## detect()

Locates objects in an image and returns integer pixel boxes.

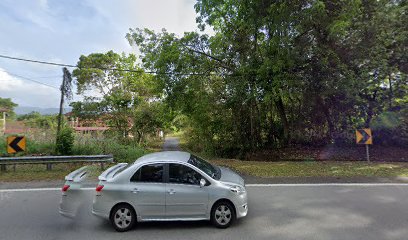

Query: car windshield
[188,154,220,180]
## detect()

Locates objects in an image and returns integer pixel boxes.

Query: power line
[0,54,171,74]
[0,69,59,89]
[34,75,63,79]
[0,53,237,76]
[0,54,76,68]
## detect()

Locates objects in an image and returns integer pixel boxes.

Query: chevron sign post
[356,129,372,145]
[7,136,26,154]
[356,129,372,162]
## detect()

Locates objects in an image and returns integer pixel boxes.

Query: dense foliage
[17,112,58,129]
[56,127,74,155]
[125,0,407,157]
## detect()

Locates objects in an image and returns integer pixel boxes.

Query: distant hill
[15,106,72,115]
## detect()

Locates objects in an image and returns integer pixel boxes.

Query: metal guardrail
[0,154,114,171]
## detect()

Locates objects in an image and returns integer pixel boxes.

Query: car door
[128,163,166,220]
[165,163,209,219]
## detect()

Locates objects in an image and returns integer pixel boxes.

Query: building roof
[74,126,109,131]
[135,151,191,164]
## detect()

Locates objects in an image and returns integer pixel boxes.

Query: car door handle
[131,188,140,193]
[168,189,176,195]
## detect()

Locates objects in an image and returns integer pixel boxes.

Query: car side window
[169,163,202,185]
[130,164,163,183]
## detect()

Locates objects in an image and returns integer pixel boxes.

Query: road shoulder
[2,176,408,190]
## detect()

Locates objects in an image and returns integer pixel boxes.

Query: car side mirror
[199,178,206,188]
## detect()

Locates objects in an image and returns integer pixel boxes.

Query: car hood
[219,166,245,186]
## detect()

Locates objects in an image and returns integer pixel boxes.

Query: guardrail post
[100,162,105,171]
[0,165,6,172]
[46,163,52,171]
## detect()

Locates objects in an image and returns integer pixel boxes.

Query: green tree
[0,97,18,119]
[72,51,165,142]
[127,0,407,156]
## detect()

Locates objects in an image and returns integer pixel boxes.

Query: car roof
[135,151,191,164]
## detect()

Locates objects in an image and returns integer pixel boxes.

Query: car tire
[110,204,136,232]
[211,201,235,228]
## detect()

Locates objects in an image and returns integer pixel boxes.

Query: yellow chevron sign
[7,136,26,154]
[356,129,372,145]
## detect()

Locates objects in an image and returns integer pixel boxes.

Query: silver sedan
[60,151,248,232]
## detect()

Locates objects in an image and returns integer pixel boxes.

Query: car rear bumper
[92,196,110,219]
[92,208,109,219]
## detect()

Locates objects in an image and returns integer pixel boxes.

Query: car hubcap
[215,205,231,225]
[114,208,131,228]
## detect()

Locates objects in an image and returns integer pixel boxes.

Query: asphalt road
[1,185,408,240]
[162,137,181,151]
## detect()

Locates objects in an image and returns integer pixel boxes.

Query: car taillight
[62,185,70,192]
[96,185,104,192]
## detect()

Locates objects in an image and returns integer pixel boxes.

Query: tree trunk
[388,73,393,108]
[316,96,334,141]
[365,90,377,128]
[365,103,374,128]
[275,97,290,145]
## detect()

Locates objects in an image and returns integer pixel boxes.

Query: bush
[72,136,148,163]
[56,127,74,155]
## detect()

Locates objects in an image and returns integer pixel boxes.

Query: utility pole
[56,68,73,138]
[57,74,66,136]
[1,111,6,135]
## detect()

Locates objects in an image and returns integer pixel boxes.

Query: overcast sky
[0,0,201,108]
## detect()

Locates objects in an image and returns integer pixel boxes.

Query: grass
[209,159,408,178]
[73,138,147,163]
[145,137,165,152]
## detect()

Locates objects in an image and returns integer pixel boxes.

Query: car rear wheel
[211,201,235,228]
[110,204,136,232]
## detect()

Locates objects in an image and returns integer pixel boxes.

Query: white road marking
[0,187,94,192]
[1,183,408,192]
[246,183,408,187]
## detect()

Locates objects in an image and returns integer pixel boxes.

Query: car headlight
[230,185,246,195]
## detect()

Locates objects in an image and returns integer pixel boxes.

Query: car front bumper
[232,191,248,218]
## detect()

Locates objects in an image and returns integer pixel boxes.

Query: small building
[65,112,110,135]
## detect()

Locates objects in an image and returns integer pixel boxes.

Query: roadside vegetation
[2,158,408,182]
[128,0,408,158]
[0,128,149,162]
[210,159,408,178]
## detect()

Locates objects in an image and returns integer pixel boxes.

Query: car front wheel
[211,201,235,228]
[110,204,136,232]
